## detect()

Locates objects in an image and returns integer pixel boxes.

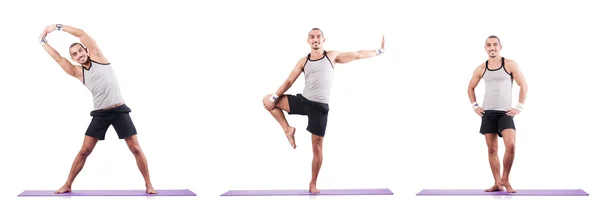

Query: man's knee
[312,144,322,155]
[485,135,498,154]
[501,129,516,152]
[78,136,99,157]
[78,147,94,157]
[125,136,143,155]
[129,145,142,155]
[274,96,291,112]
[505,140,515,152]
[487,144,498,154]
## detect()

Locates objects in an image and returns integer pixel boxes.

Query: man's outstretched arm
[39,30,80,79]
[45,24,107,62]
[332,36,385,64]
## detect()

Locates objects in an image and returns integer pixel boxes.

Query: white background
[1,0,598,207]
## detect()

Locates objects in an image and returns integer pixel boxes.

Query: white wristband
[56,24,63,31]
[516,103,524,111]
[269,94,279,102]
[472,102,480,110]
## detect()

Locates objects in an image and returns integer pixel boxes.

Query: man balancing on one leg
[262,28,385,194]
[467,35,528,193]
[39,24,157,194]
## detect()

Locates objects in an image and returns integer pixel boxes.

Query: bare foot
[309,183,320,194]
[501,181,516,193]
[484,183,504,192]
[286,126,296,149]
[146,184,157,194]
[54,185,71,194]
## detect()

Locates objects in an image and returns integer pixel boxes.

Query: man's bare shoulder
[298,55,308,62]
[479,61,487,68]
[471,62,486,78]
[504,58,518,66]
[290,55,308,71]
[297,54,310,62]
[326,50,340,57]
[476,62,486,71]
[503,58,521,73]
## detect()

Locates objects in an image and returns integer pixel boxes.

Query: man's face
[485,38,502,58]
[307,30,325,50]
[70,44,89,64]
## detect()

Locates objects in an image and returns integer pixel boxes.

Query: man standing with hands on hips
[262,28,385,194]
[467,35,528,193]
[39,24,157,194]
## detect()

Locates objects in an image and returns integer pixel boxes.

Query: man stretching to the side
[39,24,157,194]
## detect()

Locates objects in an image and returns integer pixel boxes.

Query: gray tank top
[82,60,125,110]
[482,57,513,111]
[302,51,335,104]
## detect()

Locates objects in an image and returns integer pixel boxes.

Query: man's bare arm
[506,60,528,105]
[333,50,382,64]
[41,41,81,80]
[51,24,108,63]
[332,36,385,64]
[468,64,485,105]
[274,57,307,97]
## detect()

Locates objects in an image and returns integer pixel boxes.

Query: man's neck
[486,56,503,69]
[310,49,325,58]
[488,55,503,64]
[82,59,92,68]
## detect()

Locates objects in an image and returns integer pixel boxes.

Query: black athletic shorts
[85,104,137,140]
[479,110,515,137]
[284,94,329,137]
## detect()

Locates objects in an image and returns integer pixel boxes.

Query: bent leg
[479,111,504,192]
[55,136,99,194]
[264,94,297,149]
[500,128,516,193]
[484,133,504,192]
[309,134,324,194]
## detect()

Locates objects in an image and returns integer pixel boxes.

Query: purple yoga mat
[416,189,589,196]
[18,189,196,197]
[221,188,393,196]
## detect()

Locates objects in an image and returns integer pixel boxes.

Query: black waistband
[90,104,131,116]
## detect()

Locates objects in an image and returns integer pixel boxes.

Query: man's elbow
[467,86,475,93]
[356,51,367,59]
[283,80,293,87]
[51,53,62,62]
[73,29,86,37]
[520,84,528,93]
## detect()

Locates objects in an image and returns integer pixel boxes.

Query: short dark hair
[69,43,87,53]
[487,35,501,45]
[309,28,324,37]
